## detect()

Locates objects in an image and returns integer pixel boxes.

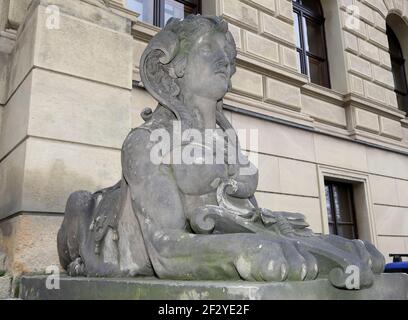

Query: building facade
[0,0,408,287]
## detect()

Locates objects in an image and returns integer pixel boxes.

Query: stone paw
[67,257,86,277]
[313,235,379,289]
[233,240,318,282]
[281,241,319,281]
[361,240,385,274]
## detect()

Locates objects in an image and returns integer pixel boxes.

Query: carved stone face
[180,30,233,101]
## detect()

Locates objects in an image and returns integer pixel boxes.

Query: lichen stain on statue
[57,15,385,289]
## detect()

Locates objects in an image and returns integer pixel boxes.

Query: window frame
[292,0,331,88]
[128,0,201,28]
[325,180,359,240]
[386,23,408,113]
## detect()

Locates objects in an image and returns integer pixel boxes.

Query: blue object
[384,261,408,273]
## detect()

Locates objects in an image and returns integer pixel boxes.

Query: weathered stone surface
[379,116,403,140]
[265,77,301,110]
[230,112,316,161]
[396,179,408,207]
[7,0,31,29]
[0,71,31,160]
[7,2,37,102]
[0,140,26,219]
[0,214,62,275]
[374,205,408,237]
[0,274,12,299]
[354,107,380,132]
[221,0,259,30]
[314,134,368,172]
[370,175,398,206]
[0,251,6,273]
[280,45,298,70]
[0,136,122,220]
[34,4,133,90]
[22,137,121,213]
[0,52,8,105]
[227,23,241,50]
[231,67,263,98]
[302,95,347,127]
[372,64,394,89]
[366,147,408,180]
[20,274,408,300]
[278,158,318,197]
[260,13,295,45]
[364,80,388,105]
[245,32,279,63]
[347,53,372,80]
[377,236,408,263]
[28,68,132,149]
[37,0,130,33]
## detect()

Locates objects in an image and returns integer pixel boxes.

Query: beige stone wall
[0,0,135,274]
[1,0,408,276]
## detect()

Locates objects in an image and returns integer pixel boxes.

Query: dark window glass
[387,24,408,113]
[127,0,200,27]
[325,181,358,240]
[293,0,331,88]
[301,0,323,15]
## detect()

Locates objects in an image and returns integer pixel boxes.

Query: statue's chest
[170,131,237,195]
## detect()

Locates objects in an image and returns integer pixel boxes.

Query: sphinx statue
[57,15,385,289]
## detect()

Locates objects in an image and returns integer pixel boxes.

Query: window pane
[303,17,325,57]
[126,0,154,24]
[387,25,404,59]
[164,0,196,25]
[337,225,355,240]
[391,60,408,94]
[325,181,358,239]
[165,0,185,25]
[333,184,354,223]
[325,185,334,223]
[397,93,408,112]
[293,12,301,48]
[329,223,336,235]
[307,56,329,87]
[301,0,323,15]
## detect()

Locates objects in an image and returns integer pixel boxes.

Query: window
[325,181,358,240]
[126,0,201,27]
[386,24,408,113]
[293,0,330,88]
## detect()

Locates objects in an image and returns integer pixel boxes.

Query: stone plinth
[20,274,408,300]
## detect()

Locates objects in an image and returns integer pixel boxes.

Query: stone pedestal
[20,273,408,300]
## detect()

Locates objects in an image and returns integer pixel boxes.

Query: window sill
[401,118,408,128]
[236,51,308,87]
[108,2,139,22]
[131,20,161,41]
[301,82,344,106]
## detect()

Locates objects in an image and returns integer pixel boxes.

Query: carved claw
[67,257,86,277]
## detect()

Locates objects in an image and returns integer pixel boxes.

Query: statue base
[20,274,408,300]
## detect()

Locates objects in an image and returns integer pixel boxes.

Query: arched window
[386,24,408,113]
[293,0,330,88]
